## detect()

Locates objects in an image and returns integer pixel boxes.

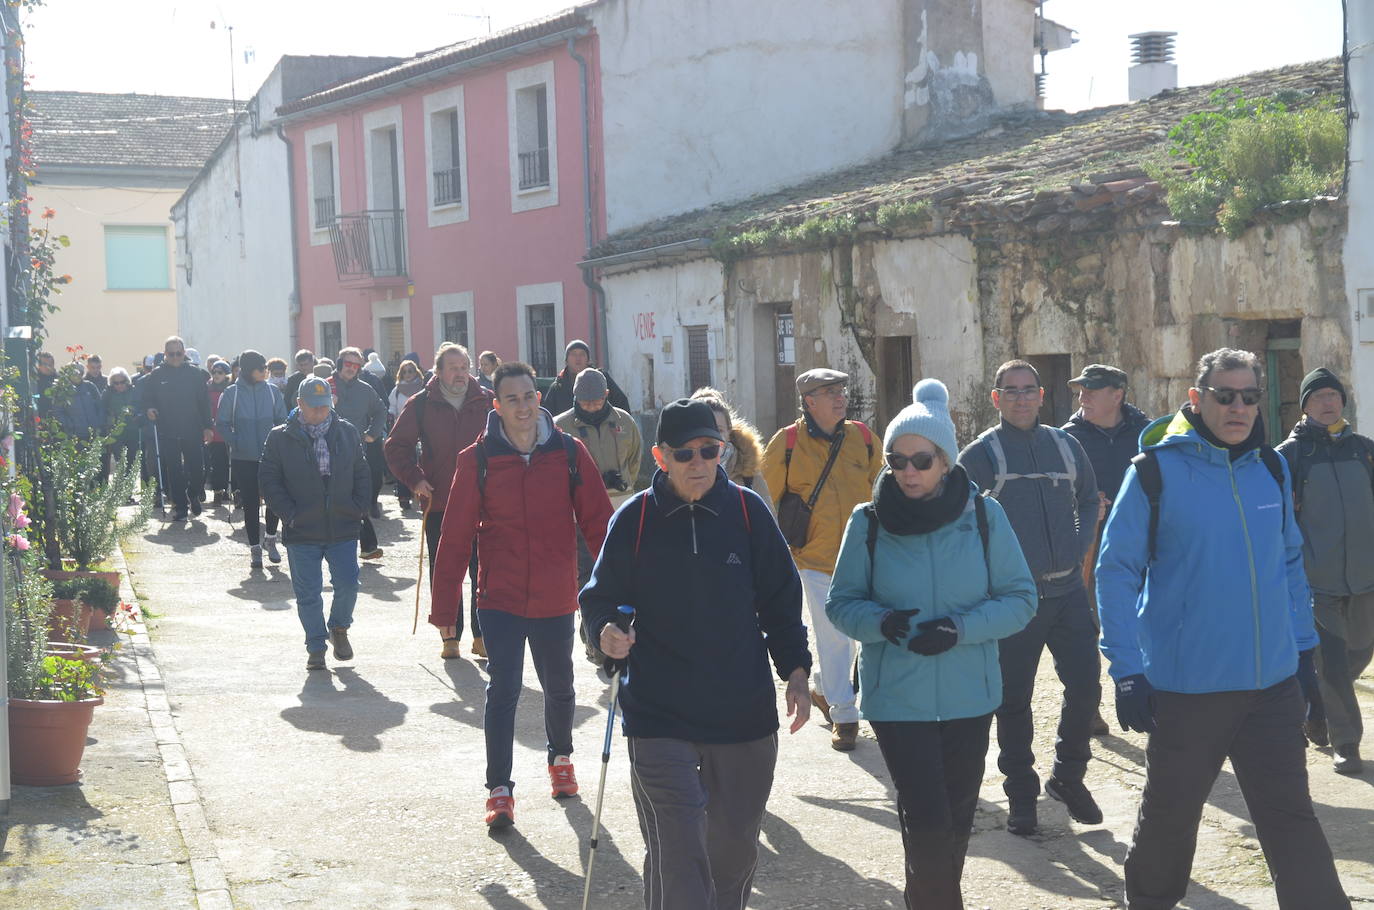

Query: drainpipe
[275,123,303,354]
[567,37,610,370]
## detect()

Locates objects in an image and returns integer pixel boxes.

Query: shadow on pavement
[0,786,139,888]
[754,810,904,907]
[561,797,641,893]
[481,827,587,909]
[225,568,293,609]
[278,667,408,752]
[796,793,898,831]
[146,521,221,554]
[426,659,600,754]
[357,565,415,603]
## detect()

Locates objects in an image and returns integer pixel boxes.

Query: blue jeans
[479,608,575,792]
[286,540,360,653]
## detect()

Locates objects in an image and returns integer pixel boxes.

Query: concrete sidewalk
[3,500,1373,909]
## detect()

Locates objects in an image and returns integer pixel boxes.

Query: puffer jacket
[543,365,630,416]
[958,421,1098,596]
[1062,403,1152,504]
[258,411,371,545]
[761,417,884,573]
[383,375,493,512]
[216,378,287,462]
[1276,418,1374,597]
[827,480,1036,721]
[554,403,642,501]
[725,420,774,508]
[429,409,613,626]
[55,380,105,438]
[1096,411,1317,693]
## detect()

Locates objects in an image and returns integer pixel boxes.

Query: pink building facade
[278,13,604,379]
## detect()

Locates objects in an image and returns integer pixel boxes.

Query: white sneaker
[263,534,282,564]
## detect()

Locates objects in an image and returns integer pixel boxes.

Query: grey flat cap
[797,368,849,396]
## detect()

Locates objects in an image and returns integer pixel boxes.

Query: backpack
[783,420,873,471]
[1279,433,1374,514]
[861,495,991,596]
[977,425,1078,500]
[473,431,582,499]
[1131,445,1286,563]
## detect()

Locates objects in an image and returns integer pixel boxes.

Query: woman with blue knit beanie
[826,379,1036,909]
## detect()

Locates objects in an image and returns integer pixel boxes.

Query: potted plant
[8,654,104,785]
[47,576,117,636]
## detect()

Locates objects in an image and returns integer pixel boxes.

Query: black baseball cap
[1068,364,1127,390]
[657,399,725,448]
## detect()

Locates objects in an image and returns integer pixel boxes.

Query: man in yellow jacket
[763,368,884,750]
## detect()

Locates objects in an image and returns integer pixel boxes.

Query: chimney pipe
[1128,31,1178,101]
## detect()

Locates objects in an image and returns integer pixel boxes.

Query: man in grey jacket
[1277,367,1373,775]
[331,347,387,558]
[958,359,1102,836]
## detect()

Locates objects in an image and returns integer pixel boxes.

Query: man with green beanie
[1277,366,1373,774]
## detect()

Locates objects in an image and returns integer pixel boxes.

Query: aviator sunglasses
[886,451,938,472]
[668,443,722,463]
[1203,386,1263,406]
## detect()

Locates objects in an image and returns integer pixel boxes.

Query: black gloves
[601,469,627,492]
[907,618,958,656]
[1297,648,1326,741]
[880,608,920,646]
[1114,674,1157,734]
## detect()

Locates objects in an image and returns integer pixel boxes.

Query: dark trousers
[627,734,778,910]
[206,441,229,491]
[478,609,574,791]
[996,584,1100,802]
[1313,592,1374,750]
[364,439,384,504]
[158,430,205,510]
[232,460,279,547]
[140,429,160,500]
[1125,678,1349,910]
[425,510,481,640]
[872,715,992,910]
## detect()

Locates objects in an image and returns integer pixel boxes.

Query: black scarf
[873,463,971,536]
[1181,405,1265,461]
[577,401,613,427]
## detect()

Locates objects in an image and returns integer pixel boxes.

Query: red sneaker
[549,756,579,799]
[485,787,514,828]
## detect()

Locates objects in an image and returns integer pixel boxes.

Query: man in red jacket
[384,343,493,658]
[430,361,613,828]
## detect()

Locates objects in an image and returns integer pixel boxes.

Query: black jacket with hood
[259,411,372,545]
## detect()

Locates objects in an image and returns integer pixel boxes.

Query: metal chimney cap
[1130,31,1177,65]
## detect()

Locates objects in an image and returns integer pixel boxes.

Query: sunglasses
[166,350,186,358]
[111,379,129,387]
[886,451,939,472]
[668,443,722,463]
[1203,386,1263,406]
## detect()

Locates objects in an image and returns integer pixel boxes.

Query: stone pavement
[3,498,1372,909]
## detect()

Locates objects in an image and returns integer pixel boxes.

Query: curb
[111,544,233,910]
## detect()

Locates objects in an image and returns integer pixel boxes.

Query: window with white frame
[507,62,557,212]
[441,310,469,348]
[310,142,336,227]
[319,321,342,362]
[430,108,462,206]
[370,126,401,211]
[515,85,550,190]
[527,303,557,379]
[686,325,712,394]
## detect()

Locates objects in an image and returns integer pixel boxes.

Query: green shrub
[41,419,150,571]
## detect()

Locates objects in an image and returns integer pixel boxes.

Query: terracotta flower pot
[45,641,103,663]
[47,598,94,639]
[8,696,104,786]
[41,568,121,590]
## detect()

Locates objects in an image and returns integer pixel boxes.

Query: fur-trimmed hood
[728,421,766,482]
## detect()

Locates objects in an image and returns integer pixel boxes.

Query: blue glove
[1297,648,1324,724]
[1114,674,1157,734]
[907,617,958,656]
[880,608,920,646]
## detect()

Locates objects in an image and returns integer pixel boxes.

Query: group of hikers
[35,334,1367,909]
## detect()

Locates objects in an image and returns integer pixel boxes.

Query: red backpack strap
[851,420,874,457]
[634,494,649,558]
[784,424,798,460]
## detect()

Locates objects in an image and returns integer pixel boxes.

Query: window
[441,310,469,348]
[105,226,169,290]
[515,84,550,190]
[320,321,342,362]
[686,325,712,394]
[776,312,795,365]
[310,142,336,227]
[527,303,557,378]
[370,126,401,211]
[430,108,462,206]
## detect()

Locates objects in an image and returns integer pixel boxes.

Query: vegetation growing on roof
[710,213,857,262]
[1148,88,1345,236]
[875,200,933,232]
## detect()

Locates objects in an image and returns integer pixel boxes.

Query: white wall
[591,0,905,234]
[1349,5,1374,429]
[174,65,295,361]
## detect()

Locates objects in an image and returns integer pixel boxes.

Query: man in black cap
[1063,363,1152,736]
[1277,367,1373,775]
[584,397,811,910]
[542,340,630,416]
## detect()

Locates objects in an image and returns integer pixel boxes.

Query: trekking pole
[582,605,635,910]
[412,496,434,634]
[151,422,167,517]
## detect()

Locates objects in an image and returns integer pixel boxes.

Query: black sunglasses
[886,451,939,472]
[668,443,722,463]
[1203,386,1263,406]
[111,379,129,386]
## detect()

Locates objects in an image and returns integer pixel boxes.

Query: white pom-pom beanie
[882,378,959,464]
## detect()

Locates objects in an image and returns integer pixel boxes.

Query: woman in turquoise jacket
[827,379,1035,910]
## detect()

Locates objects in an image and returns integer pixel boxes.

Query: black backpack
[473,431,582,499]
[861,494,991,594]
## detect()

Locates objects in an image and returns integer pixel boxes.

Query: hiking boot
[189,497,203,516]
[440,638,461,660]
[330,628,353,661]
[263,534,282,565]
[1007,799,1038,836]
[1091,710,1110,737]
[1334,744,1363,776]
[360,548,384,560]
[250,545,263,569]
[1046,777,1103,825]
[173,507,189,521]
[1305,716,1330,748]
[485,786,515,828]
[549,756,579,798]
[811,688,832,725]
[831,722,859,752]
[472,637,486,659]
[306,650,326,671]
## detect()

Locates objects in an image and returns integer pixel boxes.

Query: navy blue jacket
[580,468,811,743]
[1062,403,1152,504]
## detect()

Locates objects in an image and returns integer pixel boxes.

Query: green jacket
[1277,418,1374,597]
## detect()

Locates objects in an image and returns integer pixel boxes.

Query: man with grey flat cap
[763,367,883,751]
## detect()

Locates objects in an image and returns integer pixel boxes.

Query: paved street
[5,498,1373,909]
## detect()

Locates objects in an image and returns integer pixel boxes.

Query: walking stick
[151,422,167,517]
[583,605,635,910]
[412,496,434,635]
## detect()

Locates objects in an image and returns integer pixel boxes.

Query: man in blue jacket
[1097,348,1347,910]
[583,398,812,910]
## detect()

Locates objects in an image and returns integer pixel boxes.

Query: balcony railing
[518,147,550,190]
[434,167,461,206]
[313,195,336,228]
[326,209,407,281]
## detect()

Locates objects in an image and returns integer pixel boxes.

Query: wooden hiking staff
[412,496,434,634]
